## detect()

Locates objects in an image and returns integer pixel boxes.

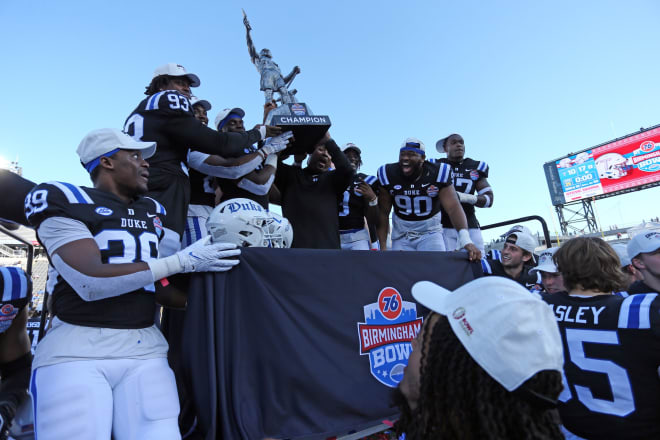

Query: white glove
[457,192,478,205]
[148,236,240,280]
[264,153,278,168]
[177,236,240,273]
[261,131,294,155]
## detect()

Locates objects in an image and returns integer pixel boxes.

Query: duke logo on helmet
[357,287,423,387]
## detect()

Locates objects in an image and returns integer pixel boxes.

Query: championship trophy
[243,10,331,155]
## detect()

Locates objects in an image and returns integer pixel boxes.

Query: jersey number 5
[560,328,635,417]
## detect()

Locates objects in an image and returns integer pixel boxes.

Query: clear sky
[1,0,658,244]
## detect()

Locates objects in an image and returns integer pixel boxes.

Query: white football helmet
[206,198,293,248]
[596,153,632,179]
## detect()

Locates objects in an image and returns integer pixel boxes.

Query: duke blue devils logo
[357,288,423,387]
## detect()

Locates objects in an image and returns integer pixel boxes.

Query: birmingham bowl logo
[357,287,423,388]
[469,170,480,180]
[152,216,163,238]
[0,304,14,316]
[291,103,306,116]
[640,141,655,152]
[426,185,439,197]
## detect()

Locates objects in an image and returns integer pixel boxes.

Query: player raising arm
[25,129,239,440]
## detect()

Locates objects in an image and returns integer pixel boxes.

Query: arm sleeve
[187,150,263,179]
[326,140,353,193]
[237,174,275,195]
[165,115,263,157]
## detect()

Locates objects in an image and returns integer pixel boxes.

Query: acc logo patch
[426,185,439,197]
[470,170,480,180]
[152,216,164,238]
[357,287,423,388]
[95,207,113,216]
[0,304,17,333]
[291,103,306,116]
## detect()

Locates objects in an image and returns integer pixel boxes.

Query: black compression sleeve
[0,352,32,429]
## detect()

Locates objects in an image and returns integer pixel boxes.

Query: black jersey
[430,157,488,229]
[376,161,451,222]
[188,169,215,207]
[541,292,660,439]
[0,266,31,334]
[338,173,378,231]
[25,182,167,329]
[216,142,269,209]
[627,280,658,295]
[124,90,261,176]
[480,258,542,290]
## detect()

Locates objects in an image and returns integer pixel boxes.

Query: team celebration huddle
[0,10,659,440]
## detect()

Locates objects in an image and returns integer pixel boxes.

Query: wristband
[368,198,378,207]
[457,192,478,205]
[258,125,267,140]
[148,254,183,282]
[264,153,278,168]
[256,149,266,161]
[457,229,473,249]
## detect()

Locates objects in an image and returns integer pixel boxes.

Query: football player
[0,267,32,440]
[395,278,564,439]
[481,229,542,289]
[542,237,660,439]
[25,128,240,439]
[432,134,493,253]
[627,230,660,294]
[338,143,379,250]
[213,107,282,209]
[124,63,284,257]
[529,247,565,293]
[376,138,480,259]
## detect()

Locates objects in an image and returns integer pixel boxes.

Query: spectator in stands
[530,247,565,293]
[0,266,32,439]
[395,277,564,439]
[481,230,542,290]
[611,243,644,290]
[338,144,379,250]
[275,133,352,249]
[627,230,660,294]
[544,236,660,439]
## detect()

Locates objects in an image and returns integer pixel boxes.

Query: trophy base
[266,103,331,155]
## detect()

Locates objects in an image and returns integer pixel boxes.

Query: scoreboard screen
[545,125,660,205]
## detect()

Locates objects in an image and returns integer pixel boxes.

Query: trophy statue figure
[243,10,300,105]
[242,10,331,154]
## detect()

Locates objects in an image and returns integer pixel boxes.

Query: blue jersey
[541,292,660,439]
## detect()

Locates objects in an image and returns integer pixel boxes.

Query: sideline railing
[481,215,552,249]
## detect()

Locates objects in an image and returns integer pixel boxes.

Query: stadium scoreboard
[544,124,660,206]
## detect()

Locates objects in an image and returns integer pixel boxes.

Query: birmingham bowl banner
[182,248,480,440]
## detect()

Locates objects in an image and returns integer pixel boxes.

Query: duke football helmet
[206,198,292,248]
[596,153,632,179]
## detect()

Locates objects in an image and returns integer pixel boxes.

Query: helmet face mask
[206,199,292,248]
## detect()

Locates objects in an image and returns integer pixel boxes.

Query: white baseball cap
[627,229,660,260]
[611,243,632,267]
[435,133,459,153]
[505,230,539,255]
[190,97,211,111]
[77,128,156,173]
[506,224,533,237]
[529,247,559,275]
[400,137,425,153]
[152,63,200,87]
[343,143,361,155]
[214,108,246,130]
[412,277,563,391]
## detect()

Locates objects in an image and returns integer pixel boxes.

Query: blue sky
[1,0,658,243]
